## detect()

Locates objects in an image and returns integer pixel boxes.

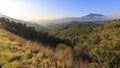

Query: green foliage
[0,17,120,67]
[49,22,95,45]
[0,17,72,48]
[57,43,71,50]
[50,20,120,67]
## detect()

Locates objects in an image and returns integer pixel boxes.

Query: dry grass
[0,29,75,68]
[0,29,92,68]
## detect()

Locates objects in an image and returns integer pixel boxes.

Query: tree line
[0,17,72,48]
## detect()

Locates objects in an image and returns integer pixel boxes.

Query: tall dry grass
[0,29,89,68]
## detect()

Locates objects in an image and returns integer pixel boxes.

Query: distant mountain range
[0,13,120,31]
[0,14,49,32]
[34,13,120,26]
[79,13,107,22]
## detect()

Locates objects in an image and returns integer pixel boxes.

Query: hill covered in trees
[49,20,120,68]
[0,17,72,48]
[0,17,120,68]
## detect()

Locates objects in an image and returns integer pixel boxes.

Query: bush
[22,50,33,59]
[2,61,25,68]
[8,56,21,62]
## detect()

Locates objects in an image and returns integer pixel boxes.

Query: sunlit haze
[0,0,120,21]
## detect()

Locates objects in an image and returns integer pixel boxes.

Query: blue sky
[35,0,120,15]
[0,0,120,20]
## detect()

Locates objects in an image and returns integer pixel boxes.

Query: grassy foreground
[0,29,73,68]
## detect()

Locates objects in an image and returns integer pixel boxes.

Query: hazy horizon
[0,0,120,21]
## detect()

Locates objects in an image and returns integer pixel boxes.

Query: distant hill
[0,14,49,32]
[35,13,109,26]
[49,21,98,42]
[49,20,120,68]
[46,21,95,31]
[0,17,72,47]
[79,13,107,22]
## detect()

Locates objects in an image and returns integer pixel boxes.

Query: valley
[0,16,120,68]
[0,0,120,68]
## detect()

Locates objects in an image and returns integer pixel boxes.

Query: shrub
[8,56,21,62]
[2,61,25,68]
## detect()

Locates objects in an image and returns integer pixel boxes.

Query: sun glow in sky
[0,0,61,21]
[0,0,38,20]
[0,0,120,21]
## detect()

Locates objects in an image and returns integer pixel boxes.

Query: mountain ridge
[0,14,49,32]
[34,13,109,26]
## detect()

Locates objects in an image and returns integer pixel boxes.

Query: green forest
[49,20,120,68]
[0,17,120,68]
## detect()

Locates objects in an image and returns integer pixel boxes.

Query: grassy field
[0,29,73,68]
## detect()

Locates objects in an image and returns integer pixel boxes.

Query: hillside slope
[49,20,120,68]
[0,29,72,68]
[0,17,120,68]
[0,14,49,32]
[0,17,72,48]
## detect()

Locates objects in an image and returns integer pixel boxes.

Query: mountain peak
[79,13,106,22]
[87,13,105,17]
